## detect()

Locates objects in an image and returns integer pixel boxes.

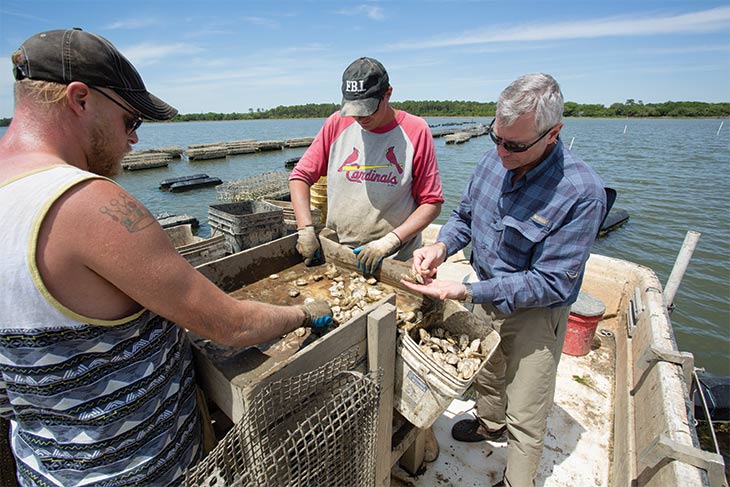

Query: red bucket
[562,291,605,357]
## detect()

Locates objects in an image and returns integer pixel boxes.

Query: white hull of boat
[399,252,708,486]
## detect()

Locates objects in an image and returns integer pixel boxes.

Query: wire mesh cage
[184,349,382,487]
[216,170,292,202]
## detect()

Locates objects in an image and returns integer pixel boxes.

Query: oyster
[400,269,425,285]
[402,321,417,332]
[457,358,482,380]
[400,311,416,323]
[324,264,340,279]
[365,285,383,300]
[329,281,345,298]
[445,353,460,365]
[419,328,431,343]
[414,327,486,381]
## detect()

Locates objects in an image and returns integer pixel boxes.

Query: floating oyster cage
[216,170,291,202]
[394,299,500,429]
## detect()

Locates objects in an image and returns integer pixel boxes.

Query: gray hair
[496,73,564,133]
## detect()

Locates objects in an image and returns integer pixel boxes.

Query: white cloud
[336,4,385,21]
[635,45,730,55]
[604,62,729,76]
[121,42,205,67]
[0,8,51,24]
[387,6,730,50]
[174,66,284,85]
[243,16,279,29]
[104,18,160,30]
[157,44,337,89]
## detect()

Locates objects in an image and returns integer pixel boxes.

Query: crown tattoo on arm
[99,193,156,233]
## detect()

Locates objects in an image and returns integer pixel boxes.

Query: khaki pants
[473,304,570,487]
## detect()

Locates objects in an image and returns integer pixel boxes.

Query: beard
[87,121,127,178]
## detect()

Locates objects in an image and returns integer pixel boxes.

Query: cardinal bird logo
[337,147,360,172]
[338,147,391,171]
[385,146,403,174]
[337,146,403,182]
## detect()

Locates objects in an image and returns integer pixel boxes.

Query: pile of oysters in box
[281,263,488,381]
[414,326,487,381]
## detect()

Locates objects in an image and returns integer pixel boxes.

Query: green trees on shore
[1,100,728,126]
[170,99,729,122]
[564,100,730,117]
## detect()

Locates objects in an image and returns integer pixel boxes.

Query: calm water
[2,118,729,374]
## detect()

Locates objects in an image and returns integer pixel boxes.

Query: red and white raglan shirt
[290,110,444,260]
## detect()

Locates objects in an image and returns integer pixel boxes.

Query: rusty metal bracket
[639,434,727,487]
[634,347,694,394]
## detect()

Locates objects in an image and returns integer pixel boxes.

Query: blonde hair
[12,50,68,107]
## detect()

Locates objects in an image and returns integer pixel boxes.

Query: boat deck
[392,322,617,486]
[392,262,619,486]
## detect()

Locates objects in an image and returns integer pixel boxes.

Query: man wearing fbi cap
[290,57,444,274]
[0,28,333,485]
[289,56,443,462]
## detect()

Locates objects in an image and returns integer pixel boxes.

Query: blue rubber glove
[300,300,334,335]
[311,315,333,335]
[353,232,401,274]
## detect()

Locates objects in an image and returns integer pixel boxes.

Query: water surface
[2,117,728,374]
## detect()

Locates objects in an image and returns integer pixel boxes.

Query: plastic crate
[208,201,284,253]
[263,200,322,235]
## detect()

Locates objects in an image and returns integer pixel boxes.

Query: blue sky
[1,0,728,117]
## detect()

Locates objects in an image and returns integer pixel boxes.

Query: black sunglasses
[487,118,554,153]
[90,86,143,135]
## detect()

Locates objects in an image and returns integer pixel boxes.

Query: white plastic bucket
[394,300,500,429]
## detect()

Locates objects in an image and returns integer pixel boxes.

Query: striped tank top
[0,165,201,486]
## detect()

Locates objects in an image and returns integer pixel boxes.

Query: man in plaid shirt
[401,73,607,487]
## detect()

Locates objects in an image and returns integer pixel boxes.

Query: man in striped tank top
[0,28,332,487]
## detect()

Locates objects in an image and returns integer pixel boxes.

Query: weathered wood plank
[399,428,426,475]
[368,302,397,487]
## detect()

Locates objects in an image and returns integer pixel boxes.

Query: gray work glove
[299,299,334,335]
[296,225,321,266]
[353,232,401,275]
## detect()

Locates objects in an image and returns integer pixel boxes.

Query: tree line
[169,99,730,121]
[1,99,728,126]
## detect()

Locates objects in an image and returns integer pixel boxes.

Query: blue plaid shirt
[438,140,606,314]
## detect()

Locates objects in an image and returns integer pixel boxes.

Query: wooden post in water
[664,230,701,313]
